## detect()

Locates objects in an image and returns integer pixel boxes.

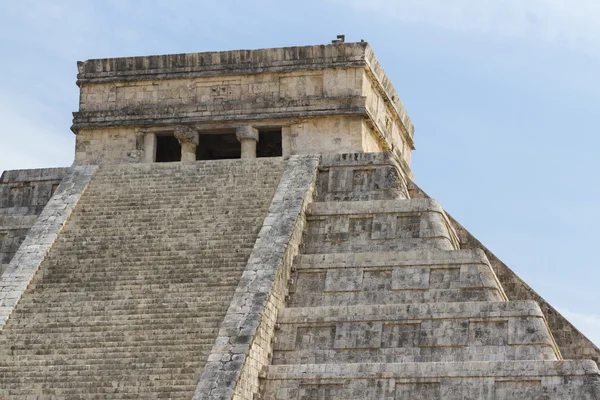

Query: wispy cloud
[558,308,600,347]
[333,0,600,57]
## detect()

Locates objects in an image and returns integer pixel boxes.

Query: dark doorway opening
[155,135,181,162]
[257,129,282,158]
[196,133,241,160]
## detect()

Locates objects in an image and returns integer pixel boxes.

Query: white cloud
[559,308,600,348]
[334,0,600,57]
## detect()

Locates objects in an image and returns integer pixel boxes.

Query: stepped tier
[262,361,600,399]
[289,249,506,307]
[272,301,559,364]
[256,153,600,400]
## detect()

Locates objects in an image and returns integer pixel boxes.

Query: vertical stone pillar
[174,125,199,163]
[236,126,259,159]
[143,132,156,163]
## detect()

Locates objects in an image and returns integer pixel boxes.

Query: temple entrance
[196,133,241,160]
[257,129,282,157]
[155,135,181,162]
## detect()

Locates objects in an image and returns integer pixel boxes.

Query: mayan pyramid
[0,41,599,399]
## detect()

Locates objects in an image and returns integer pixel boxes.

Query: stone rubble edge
[193,154,320,400]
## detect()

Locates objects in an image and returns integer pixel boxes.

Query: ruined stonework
[257,154,600,400]
[0,42,598,399]
[0,168,69,274]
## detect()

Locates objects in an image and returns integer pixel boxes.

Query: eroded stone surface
[0,159,286,398]
[257,152,600,400]
[194,155,319,400]
[0,168,69,273]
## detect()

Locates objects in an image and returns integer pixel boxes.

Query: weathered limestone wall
[0,168,69,274]
[0,165,96,327]
[283,116,366,157]
[78,69,363,113]
[262,361,600,399]
[75,127,142,164]
[73,43,414,174]
[407,180,600,367]
[257,152,600,399]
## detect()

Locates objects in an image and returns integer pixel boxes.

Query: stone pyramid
[0,42,598,399]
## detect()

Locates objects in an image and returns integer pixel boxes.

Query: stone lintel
[71,98,367,132]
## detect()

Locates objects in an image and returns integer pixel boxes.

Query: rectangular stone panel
[328,168,354,193]
[429,268,460,289]
[196,79,241,102]
[508,317,554,346]
[392,267,430,290]
[371,214,397,240]
[419,319,469,347]
[325,269,363,292]
[298,384,343,400]
[352,168,375,192]
[469,321,509,346]
[396,216,421,238]
[294,271,326,295]
[362,269,392,291]
[334,322,382,349]
[295,326,336,350]
[325,216,350,242]
[279,74,323,98]
[348,217,372,237]
[382,324,420,348]
[395,383,440,400]
[494,380,542,399]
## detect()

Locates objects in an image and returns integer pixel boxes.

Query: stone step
[5,314,223,328]
[29,280,241,291]
[303,199,460,254]
[261,360,600,399]
[4,315,222,336]
[38,271,242,281]
[13,300,228,312]
[0,349,211,364]
[17,290,235,300]
[0,353,209,366]
[289,249,506,307]
[0,338,215,352]
[0,388,193,400]
[14,299,232,311]
[273,301,559,364]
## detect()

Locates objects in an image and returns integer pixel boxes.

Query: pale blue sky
[0,0,598,345]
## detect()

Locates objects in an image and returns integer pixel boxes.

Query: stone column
[174,125,199,162]
[236,126,259,159]
[143,132,156,163]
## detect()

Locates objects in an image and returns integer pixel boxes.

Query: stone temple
[0,41,599,399]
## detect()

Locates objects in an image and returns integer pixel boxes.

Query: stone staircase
[259,153,600,399]
[0,159,286,399]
